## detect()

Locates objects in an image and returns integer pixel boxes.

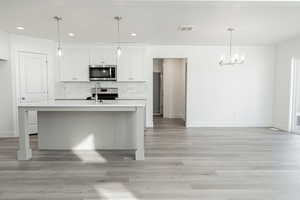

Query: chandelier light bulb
[231,57,235,63]
[240,55,245,61]
[219,55,225,62]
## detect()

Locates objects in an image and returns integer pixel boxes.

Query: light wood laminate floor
[1,118,300,200]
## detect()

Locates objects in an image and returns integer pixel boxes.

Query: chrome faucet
[95,82,98,102]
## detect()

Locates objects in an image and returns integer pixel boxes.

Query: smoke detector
[178,25,195,32]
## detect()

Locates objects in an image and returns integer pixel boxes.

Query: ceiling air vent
[178,25,195,32]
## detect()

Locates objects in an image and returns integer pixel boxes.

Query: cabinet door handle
[129,77,134,80]
[72,77,78,80]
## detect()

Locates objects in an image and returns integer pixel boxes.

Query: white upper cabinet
[59,47,90,82]
[90,47,117,65]
[58,45,146,82]
[117,47,146,82]
[0,31,9,60]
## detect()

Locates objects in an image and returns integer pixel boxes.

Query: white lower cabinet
[59,47,90,82]
[117,47,146,82]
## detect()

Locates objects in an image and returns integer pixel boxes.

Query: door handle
[21,97,26,100]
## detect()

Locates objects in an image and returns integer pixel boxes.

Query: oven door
[89,67,114,81]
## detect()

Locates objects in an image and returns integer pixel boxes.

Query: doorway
[153,58,187,127]
[153,59,163,116]
[18,51,48,134]
[290,59,300,133]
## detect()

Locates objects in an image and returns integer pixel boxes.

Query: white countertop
[18,100,145,108]
[55,97,147,101]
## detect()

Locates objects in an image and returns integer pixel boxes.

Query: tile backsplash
[55,82,147,99]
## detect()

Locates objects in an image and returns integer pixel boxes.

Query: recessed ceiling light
[130,33,137,37]
[68,33,75,37]
[16,26,24,30]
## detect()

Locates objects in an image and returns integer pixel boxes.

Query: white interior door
[295,60,300,132]
[291,59,300,133]
[19,52,48,134]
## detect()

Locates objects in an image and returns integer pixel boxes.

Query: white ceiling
[1,0,300,45]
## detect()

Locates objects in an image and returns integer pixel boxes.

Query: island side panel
[134,106,145,160]
[38,111,136,150]
[17,108,32,160]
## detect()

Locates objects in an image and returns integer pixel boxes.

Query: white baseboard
[146,120,153,128]
[186,122,272,128]
[294,130,300,134]
[0,131,17,137]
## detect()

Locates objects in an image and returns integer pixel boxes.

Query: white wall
[273,37,300,131]
[146,45,275,127]
[0,30,9,60]
[1,33,278,133]
[297,63,300,113]
[0,60,14,137]
[14,42,273,128]
[163,58,186,119]
[0,31,14,137]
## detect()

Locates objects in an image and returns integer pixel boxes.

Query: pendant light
[114,16,122,58]
[219,28,245,66]
[54,16,63,57]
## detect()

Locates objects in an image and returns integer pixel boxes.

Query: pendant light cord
[57,19,61,49]
[117,18,120,48]
[229,29,232,58]
[57,18,61,49]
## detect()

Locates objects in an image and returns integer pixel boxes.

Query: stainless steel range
[87,87,119,101]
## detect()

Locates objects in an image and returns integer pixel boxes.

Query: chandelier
[219,28,245,66]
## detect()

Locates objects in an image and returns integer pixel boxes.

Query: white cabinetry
[117,47,145,82]
[59,47,90,82]
[0,31,9,60]
[90,47,117,65]
[58,46,146,82]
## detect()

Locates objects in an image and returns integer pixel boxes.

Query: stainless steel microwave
[89,65,117,81]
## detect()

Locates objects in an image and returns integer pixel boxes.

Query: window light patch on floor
[94,183,139,200]
[72,133,96,150]
[72,134,107,163]
[72,150,107,163]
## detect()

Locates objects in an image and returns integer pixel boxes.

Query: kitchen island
[17,100,145,160]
